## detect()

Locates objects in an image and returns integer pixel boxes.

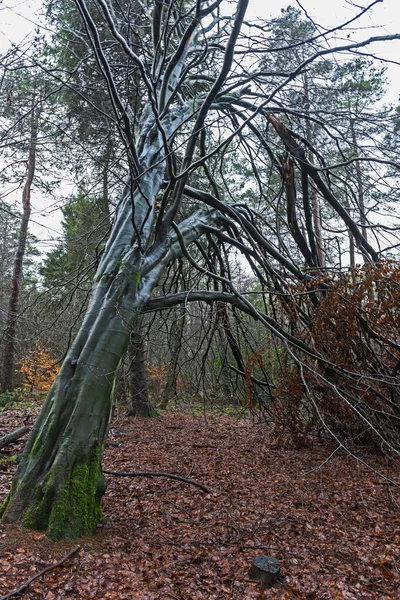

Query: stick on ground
[103,470,211,493]
[0,546,80,600]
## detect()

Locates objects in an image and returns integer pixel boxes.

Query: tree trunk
[159,308,185,410]
[0,0,247,538]
[349,119,374,297]
[349,229,355,272]
[1,109,38,393]
[101,132,113,222]
[127,318,152,417]
[0,157,217,540]
[303,73,325,268]
[0,191,216,538]
[0,253,144,537]
[350,118,368,243]
[0,103,170,536]
[310,179,325,268]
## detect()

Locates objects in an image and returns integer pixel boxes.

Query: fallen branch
[104,469,211,493]
[0,426,30,451]
[0,546,80,600]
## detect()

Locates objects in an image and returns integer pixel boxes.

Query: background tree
[1,103,39,392]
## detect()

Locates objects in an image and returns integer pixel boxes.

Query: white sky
[247,0,400,104]
[1,0,399,61]
[249,0,398,25]
[0,0,399,253]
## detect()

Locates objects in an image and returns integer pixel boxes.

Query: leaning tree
[1,0,400,538]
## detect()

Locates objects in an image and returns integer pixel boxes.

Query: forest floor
[0,400,400,600]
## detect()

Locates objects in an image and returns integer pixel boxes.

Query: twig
[0,546,80,600]
[185,463,195,479]
[103,469,211,493]
[165,462,197,491]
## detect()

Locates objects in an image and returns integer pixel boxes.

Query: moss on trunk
[0,494,10,519]
[21,444,105,540]
[1,359,115,539]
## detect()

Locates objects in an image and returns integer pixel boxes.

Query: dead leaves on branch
[17,344,59,392]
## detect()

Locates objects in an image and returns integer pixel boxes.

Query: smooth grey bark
[0,0,250,538]
[0,93,221,536]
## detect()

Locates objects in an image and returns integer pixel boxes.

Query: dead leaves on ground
[0,408,399,599]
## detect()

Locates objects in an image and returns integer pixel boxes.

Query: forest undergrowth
[0,399,399,599]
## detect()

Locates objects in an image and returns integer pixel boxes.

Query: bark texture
[0,264,143,537]
[160,308,185,410]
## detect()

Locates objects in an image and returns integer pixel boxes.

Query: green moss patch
[21,445,105,540]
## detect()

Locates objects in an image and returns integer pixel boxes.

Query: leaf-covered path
[1,409,399,599]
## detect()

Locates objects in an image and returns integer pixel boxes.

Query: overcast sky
[1,0,399,48]
[249,0,397,26]
[0,0,399,251]
[1,0,398,94]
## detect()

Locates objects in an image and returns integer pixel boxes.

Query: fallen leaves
[0,408,399,598]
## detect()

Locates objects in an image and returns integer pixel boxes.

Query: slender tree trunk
[310,179,325,267]
[160,308,184,409]
[218,342,233,402]
[217,302,244,401]
[349,229,356,272]
[303,73,325,268]
[349,119,374,297]
[101,132,113,222]
[127,317,152,417]
[1,110,38,393]
[350,118,368,243]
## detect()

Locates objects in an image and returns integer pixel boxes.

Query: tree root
[103,470,211,493]
[0,546,80,600]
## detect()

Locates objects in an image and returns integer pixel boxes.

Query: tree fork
[0,203,220,538]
